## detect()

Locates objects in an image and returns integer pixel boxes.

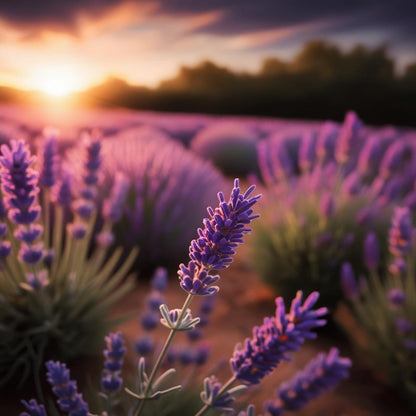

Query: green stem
[194,376,237,416]
[133,293,194,416]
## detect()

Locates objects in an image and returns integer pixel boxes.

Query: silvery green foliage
[100,126,225,271]
[342,209,416,410]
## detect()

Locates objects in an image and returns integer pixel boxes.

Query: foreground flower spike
[45,361,89,416]
[388,206,413,257]
[178,179,261,295]
[264,348,351,415]
[102,332,126,392]
[0,140,40,225]
[20,398,47,416]
[230,291,327,385]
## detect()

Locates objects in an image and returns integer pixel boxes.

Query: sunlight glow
[30,65,84,97]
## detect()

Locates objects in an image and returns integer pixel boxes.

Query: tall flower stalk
[128,179,261,416]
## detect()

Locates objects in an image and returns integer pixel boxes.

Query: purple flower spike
[389,257,407,277]
[178,179,260,296]
[0,140,41,225]
[319,193,335,218]
[20,398,47,416]
[82,138,101,189]
[151,267,168,292]
[388,207,413,257]
[388,289,405,307]
[364,231,379,271]
[340,262,359,300]
[101,331,126,392]
[357,136,381,177]
[298,133,316,172]
[0,241,11,258]
[45,360,89,416]
[102,173,130,223]
[335,111,363,164]
[230,291,327,385]
[264,348,351,415]
[54,173,73,207]
[379,141,406,178]
[39,135,58,188]
[19,243,44,265]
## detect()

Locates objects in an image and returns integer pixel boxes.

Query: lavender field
[0,102,416,416]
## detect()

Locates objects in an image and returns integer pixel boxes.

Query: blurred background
[0,0,415,125]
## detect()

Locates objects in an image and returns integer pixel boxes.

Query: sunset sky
[0,0,415,96]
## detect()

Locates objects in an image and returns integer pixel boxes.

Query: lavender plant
[340,206,416,409]
[20,179,351,416]
[250,111,415,307]
[190,122,260,176]
[100,126,225,271]
[0,135,137,392]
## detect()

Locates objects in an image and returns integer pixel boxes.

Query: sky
[0,0,415,96]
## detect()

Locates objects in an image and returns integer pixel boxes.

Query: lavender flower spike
[388,206,413,257]
[230,291,327,385]
[39,134,58,188]
[102,331,126,393]
[45,361,89,416]
[102,173,130,223]
[20,399,47,416]
[0,140,41,225]
[178,179,260,296]
[264,348,351,415]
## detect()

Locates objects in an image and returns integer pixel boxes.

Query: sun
[30,65,84,97]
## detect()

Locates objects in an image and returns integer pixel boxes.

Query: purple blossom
[45,361,89,416]
[67,222,87,240]
[388,289,406,307]
[72,199,95,219]
[151,267,168,292]
[38,135,58,188]
[379,141,406,178]
[396,318,413,335]
[264,348,351,415]
[96,231,115,246]
[194,343,210,365]
[298,133,316,172]
[146,291,165,311]
[102,173,130,223]
[201,375,236,412]
[0,240,11,258]
[319,192,335,218]
[335,111,363,164]
[20,399,47,416]
[315,121,338,164]
[140,310,160,331]
[135,334,154,356]
[101,332,126,392]
[389,257,407,277]
[340,262,359,300]
[14,224,42,244]
[0,140,41,225]
[19,243,43,265]
[230,291,327,385]
[178,179,260,296]
[357,136,381,177]
[364,231,379,271]
[388,207,413,257]
[54,173,73,207]
[82,137,101,188]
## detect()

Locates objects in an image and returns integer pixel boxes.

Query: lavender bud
[388,289,405,307]
[151,267,168,292]
[26,270,49,290]
[20,398,47,416]
[364,231,379,271]
[14,224,42,244]
[340,262,359,300]
[388,207,413,257]
[379,141,406,178]
[135,334,154,356]
[140,311,159,331]
[67,222,87,240]
[72,199,95,219]
[19,243,44,265]
[38,135,58,188]
[0,241,11,258]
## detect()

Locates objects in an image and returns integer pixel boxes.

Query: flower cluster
[264,348,351,415]
[230,291,327,385]
[45,361,89,416]
[178,178,260,296]
[101,332,126,393]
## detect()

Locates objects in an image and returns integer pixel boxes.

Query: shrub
[0,135,136,392]
[100,126,225,271]
[190,122,260,176]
